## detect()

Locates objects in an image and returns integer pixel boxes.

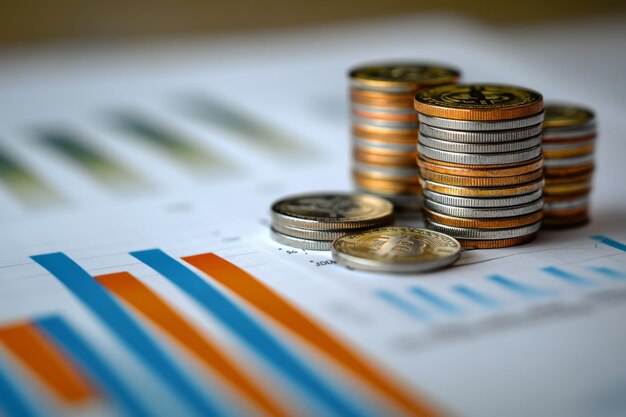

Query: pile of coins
[270,193,394,250]
[414,84,545,248]
[349,63,460,215]
[542,104,596,227]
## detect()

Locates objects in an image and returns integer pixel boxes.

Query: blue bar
[376,290,429,321]
[591,235,626,252]
[131,249,373,417]
[409,287,462,315]
[35,315,151,417]
[542,267,594,287]
[0,364,41,417]
[590,267,626,280]
[452,285,500,309]
[488,275,553,298]
[30,253,229,417]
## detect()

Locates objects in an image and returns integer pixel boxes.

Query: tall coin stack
[270,193,394,250]
[349,63,460,215]
[414,84,545,248]
[542,104,596,227]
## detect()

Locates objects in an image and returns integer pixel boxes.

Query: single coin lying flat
[332,226,461,273]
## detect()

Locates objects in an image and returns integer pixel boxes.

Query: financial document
[1,14,625,417]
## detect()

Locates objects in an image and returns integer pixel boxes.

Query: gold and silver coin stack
[414,84,545,248]
[270,193,394,250]
[348,63,460,215]
[542,104,596,228]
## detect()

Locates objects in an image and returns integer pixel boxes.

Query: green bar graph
[109,112,232,172]
[182,96,314,156]
[37,129,145,191]
[0,148,63,207]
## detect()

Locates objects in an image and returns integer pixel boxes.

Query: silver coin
[424,198,543,219]
[418,144,542,165]
[419,123,542,143]
[418,112,544,131]
[270,228,332,251]
[332,226,461,273]
[542,139,595,152]
[544,196,589,211]
[353,137,416,153]
[272,222,355,241]
[425,219,542,239]
[271,192,394,231]
[352,116,418,130]
[354,162,418,178]
[352,103,417,115]
[422,188,543,208]
[542,122,596,140]
[544,153,594,168]
[419,133,541,154]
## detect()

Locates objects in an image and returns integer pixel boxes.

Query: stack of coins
[270,193,394,250]
[348,63,460,215]
[414,84,545,248]
[542,104,596,227]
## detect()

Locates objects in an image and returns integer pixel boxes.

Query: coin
[414,84,543,121]
[420,178,544,197]
[354,174,422,194]
[349,63,460,92]
[418,112,544,131]
[419,123,542,143]
[332,226,461,273]
[354,149,417,167]
[543,104,595,129]
[457,234,537,249]
[270,228,333,251]
[425,219,542,240]
[542,146,594,159]
[418,156,543,177]
[424,198,543,219]
[353,136,416,152]
[419,134,541,154]
[422,188,543,208]
[423,208,542,229]
[542,127,596,141]
[272,222,363,241]
[271,193,394,230]
[418,143,542,165]
[419,167,543,187]
[419,154,544,170]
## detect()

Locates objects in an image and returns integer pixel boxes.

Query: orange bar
[0,322,96,404]
[183,253,441,417]
[95,272,293,417]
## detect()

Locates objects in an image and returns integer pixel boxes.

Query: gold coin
[352,123,417,137]
[543,206,588,216]
[354,174,422,194]
[423,208,543,229]
[350,88,415,101]
[542,133,596,144]
[352,109,418,122]
[458,234,537,249]
[353,126,417,144]
[543,192,588,203]
[542,212,589,228]
[354,149,417,167]
[271,193,394,230]
[420,178,544,197]
[418,157,543,177]
[414,84,543,121]
[543,104,595,128]
[544,173,592,185]
[543,146,594,158]
[332,226,461,273]
[419,167,543,187]
[349,64,460,91]
[544,164,594,177]
[544,181,591,195]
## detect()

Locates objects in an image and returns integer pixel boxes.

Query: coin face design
[332,227,461,273]
[414,84,543,120]
[270,193,394,231]
[543,104,595,128]
[350,64,460,84]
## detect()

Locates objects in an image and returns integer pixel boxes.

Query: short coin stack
[349,63,460,215]
[542,104,596,227]
[414,84,545,248]
[270,193,394,250]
